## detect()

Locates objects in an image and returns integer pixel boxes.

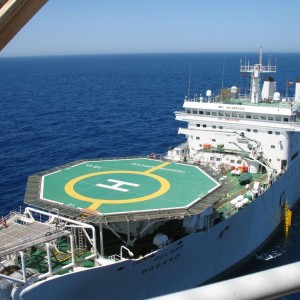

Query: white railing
[175,112,300,131]
[182,95,294,106]
[152,261,300,300]
[240,65,277,73]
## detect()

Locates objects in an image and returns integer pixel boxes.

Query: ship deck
[24,158,221,223]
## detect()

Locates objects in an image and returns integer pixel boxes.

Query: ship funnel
[262,76,276,101]
[295,77,300,103]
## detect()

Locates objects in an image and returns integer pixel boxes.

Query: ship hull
[16,161,300,300]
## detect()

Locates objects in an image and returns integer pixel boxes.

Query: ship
[1,49,300,300]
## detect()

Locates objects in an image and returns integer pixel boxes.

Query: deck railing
[153,261,300,300]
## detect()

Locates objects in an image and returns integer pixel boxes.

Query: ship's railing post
[19,251,27,283]
[70,235,75,266]
[153,261,300,300]
[99,223,104,257]
[46,243,53,276]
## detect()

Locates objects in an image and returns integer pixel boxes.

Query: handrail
[152,261,300,300]
[175,112,300,130]
[25,207,98,263]
[0,0,48,51]
[240,65,277,73]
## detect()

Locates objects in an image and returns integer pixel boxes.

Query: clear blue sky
[1,0,300,57]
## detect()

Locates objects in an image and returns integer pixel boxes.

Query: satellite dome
[231,86,238,94]
[206,90,212,97]
[273,92,280,101]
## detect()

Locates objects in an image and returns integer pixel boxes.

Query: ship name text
[140,242,183,275]
[218,117,239,122]
[218,105,245,111]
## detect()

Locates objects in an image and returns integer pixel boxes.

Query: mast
[259,46,263,66]
[240,47,276,103]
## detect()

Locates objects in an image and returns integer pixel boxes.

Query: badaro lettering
[141,242,183,275]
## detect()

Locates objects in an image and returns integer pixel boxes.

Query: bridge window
[268,131,273,134]
[196,124,200,127]
[199,111,204,115]
[203,124,207,128]
[187,110,191,113]
[253,129,258,133]
[212,125,216,129]
[271,145,275,149]
[261,115,266,120]
[193,110,197,114]
[268,116,274,121]
[219,126,223,129]
[212,112,217,116]
[253,115,258,119]
[225,113,230,117]
[219,112,224,116]
[275,116,281,121]
[232,112,237,117]
[246,113,252,119]
[239,114,244,118]
[275,132,280,135]
[205,111,211,115]
[284,117,289,122]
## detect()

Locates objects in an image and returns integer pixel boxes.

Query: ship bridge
[24,158,220,223]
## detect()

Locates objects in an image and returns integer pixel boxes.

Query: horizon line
[1,50,299,59]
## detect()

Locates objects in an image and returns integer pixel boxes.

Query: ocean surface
[1,53,300,297]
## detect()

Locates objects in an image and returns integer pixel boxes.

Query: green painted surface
[42,158,219,214]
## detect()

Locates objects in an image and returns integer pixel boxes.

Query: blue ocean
[1,53,300,297]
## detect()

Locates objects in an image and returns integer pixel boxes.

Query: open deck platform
[0,213,70,257]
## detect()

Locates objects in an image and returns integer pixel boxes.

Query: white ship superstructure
[1,50,300,300]
[171,48,300,177]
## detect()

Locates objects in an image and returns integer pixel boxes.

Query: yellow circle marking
[64,170,170,209]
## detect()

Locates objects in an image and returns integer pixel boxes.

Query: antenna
[187,63,191,100]
[221,62,225,101]
[221,62,225,90]
[259,47,263,65]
